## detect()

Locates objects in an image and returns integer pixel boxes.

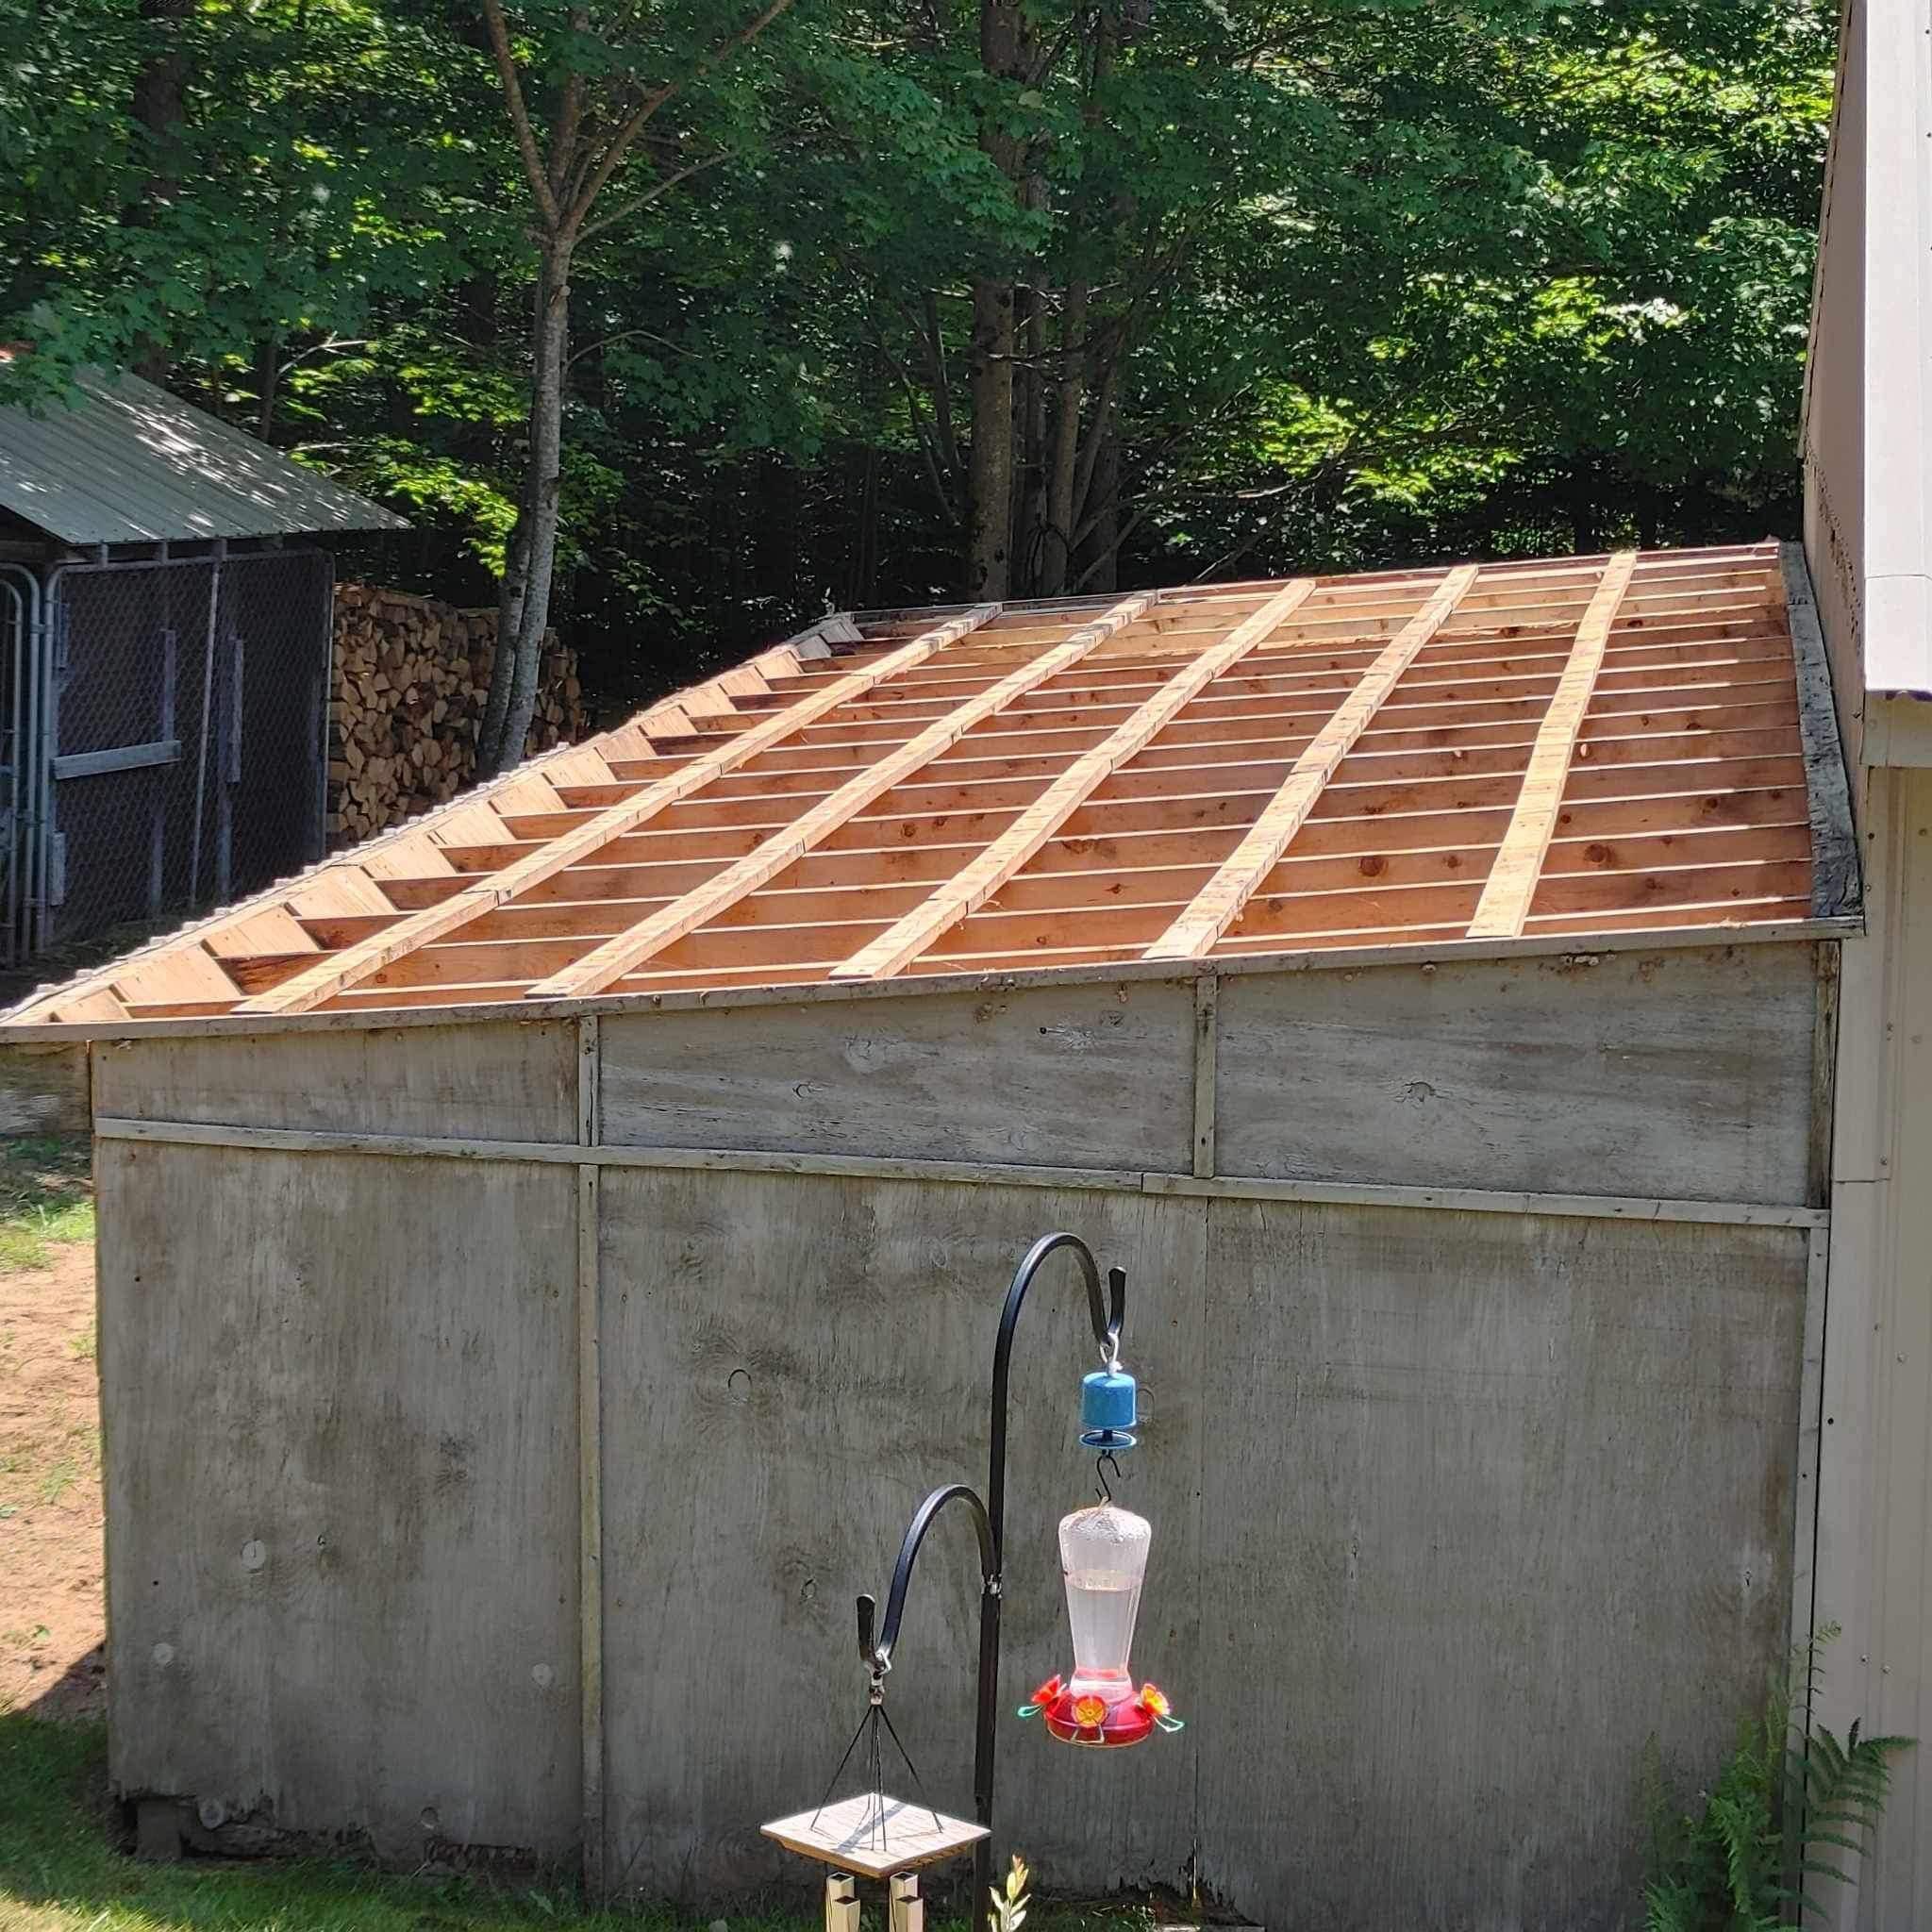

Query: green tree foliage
[0,0,1836,715]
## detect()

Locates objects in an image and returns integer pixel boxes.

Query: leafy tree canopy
[0,0,1834,709]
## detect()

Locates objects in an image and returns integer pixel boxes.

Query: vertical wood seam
[576,1014,604,1896]
[1793,1223,1829,1741]
[1810,942,1842,1209]
[1191,974,1218,1178]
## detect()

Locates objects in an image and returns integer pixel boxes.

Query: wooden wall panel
[97,1141,580,1860]
[1196,1200,1808,1930]
[594,1167,1807,1927]
[93,1020,578,1140]
[598,982,1195,1173]
[595,1170,1206,1905]
[1215,944,1819,1204]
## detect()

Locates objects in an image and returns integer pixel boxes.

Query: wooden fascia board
[1780,542,1862,918]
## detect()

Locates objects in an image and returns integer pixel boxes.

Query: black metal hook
[1094,1450,1123,1504]
[856,1482,998,1676]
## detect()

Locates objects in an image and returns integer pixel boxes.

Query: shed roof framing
[0,541,1857,1037]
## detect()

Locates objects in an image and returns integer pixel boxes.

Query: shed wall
[98,1141,581,1859]
[89,941,1829,1925]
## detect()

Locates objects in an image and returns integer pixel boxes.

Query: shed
[0,541,1855,1930]
[0,366,405,964]
[1799,1,1932,1923]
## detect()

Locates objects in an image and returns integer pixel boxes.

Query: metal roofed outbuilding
[0,367,405,964]
[0,368,407,546]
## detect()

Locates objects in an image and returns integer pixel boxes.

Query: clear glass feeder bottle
[1058,1500,1150,1701]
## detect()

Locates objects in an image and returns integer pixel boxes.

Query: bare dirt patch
[0,1239,104,1720]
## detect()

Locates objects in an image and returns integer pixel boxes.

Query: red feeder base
[1018,1675,1183,1748]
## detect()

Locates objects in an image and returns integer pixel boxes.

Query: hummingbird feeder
[761,1233,1181,1932]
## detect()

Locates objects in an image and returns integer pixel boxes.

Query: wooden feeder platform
[761,1792,989,1877]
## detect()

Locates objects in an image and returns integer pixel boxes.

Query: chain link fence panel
[36,549,331,956]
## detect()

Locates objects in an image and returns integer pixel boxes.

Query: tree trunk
[127,0,192,381]
[1040,278,1087,596]
[967,279,1015,599]
[485,240,572,776]
[1076,416,1120,592]
[966,0,1026,601]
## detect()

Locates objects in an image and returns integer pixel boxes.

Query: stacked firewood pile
[328,584,588,846]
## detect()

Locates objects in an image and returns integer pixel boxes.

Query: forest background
[0,0,1834,734]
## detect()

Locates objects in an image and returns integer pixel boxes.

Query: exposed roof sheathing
[0,369,408,545]
[4,541,1851,1035]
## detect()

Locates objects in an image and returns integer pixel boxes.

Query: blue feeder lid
[1080,1365,1138,1450]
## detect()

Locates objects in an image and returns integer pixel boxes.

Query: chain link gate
[26,547,332,958]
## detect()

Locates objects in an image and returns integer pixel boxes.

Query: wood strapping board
[237,605,1001,1015]
[1464,551,1640,941]
[523,592,1158,998]
[1144,565,1478,962]
[829,580,1317,981]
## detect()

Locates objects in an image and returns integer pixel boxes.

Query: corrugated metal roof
[0,541,1857,1036]
[0,368,408,544]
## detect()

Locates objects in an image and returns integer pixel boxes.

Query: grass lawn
[2,1713,692,1930]
[0,1137,93,1275]
[1,1718,1166,1932]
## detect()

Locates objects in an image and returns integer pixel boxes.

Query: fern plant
[1643,1624,1911,1930]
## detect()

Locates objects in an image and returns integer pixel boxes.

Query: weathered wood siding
[1198,1197,1806,1927]
[1215,945,1819,1203]
[598,981,1195,1172]
[94,1019,578,1140]
[598,1173,1204,1901]
[88,937,1826,1925]
[97,1141,581,1859]
[591,1171,1806,1926]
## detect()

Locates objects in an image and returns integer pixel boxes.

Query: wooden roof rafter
[523,590,1161,999]
[1465,550,1640,941]
[235,603,1003,1016]
[1144,564,1479,962]
[831,578,1320,982]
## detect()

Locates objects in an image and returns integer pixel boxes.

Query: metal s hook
[1095,1450,1122,1504]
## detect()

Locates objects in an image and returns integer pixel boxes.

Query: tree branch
[576,146,738,240]
[480,0,563,231]
[565,0,797,227]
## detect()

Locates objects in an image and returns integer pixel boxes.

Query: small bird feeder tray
[761,1792,989,1879]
